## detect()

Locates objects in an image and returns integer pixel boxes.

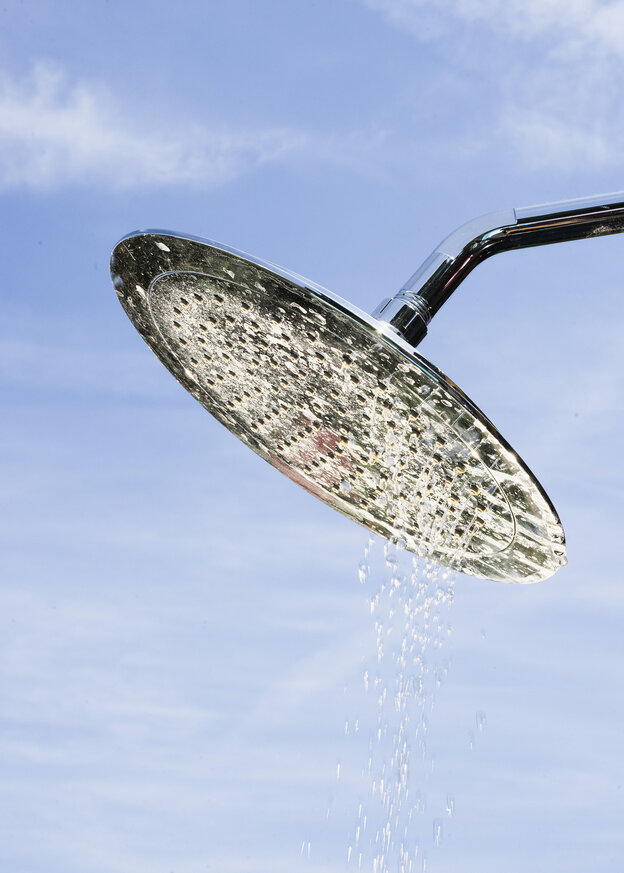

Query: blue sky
[1,1,624,871]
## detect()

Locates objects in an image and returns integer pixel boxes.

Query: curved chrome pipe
[374,191,624,347]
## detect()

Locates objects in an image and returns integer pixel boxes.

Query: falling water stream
[348,537,460,873]
[347,541,454,873]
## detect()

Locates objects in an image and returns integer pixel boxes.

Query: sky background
[1,1,624,871]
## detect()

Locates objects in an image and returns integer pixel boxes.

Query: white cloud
[363,0,624,55]
[499,108,611,171]
[361,0,624,171]
[0,64,303,190]
[0,64,396,191]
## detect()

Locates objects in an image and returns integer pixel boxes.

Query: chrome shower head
[109,191,623,583]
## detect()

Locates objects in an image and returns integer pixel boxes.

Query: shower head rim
[111,229,566,583]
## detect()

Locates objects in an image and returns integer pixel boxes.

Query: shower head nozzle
[110,211,589,583]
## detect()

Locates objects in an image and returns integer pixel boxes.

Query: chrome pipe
[374,191,624,347]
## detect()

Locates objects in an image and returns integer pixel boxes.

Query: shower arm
[373,191,624,347]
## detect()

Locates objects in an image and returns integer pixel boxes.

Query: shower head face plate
[111,232,566,583]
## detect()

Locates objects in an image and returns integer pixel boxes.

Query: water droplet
[433,819,442,847]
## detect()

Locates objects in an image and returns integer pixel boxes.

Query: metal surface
[111,231,566,583]
[374,191,624,346]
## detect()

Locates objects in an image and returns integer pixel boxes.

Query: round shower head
[111,231,566,584]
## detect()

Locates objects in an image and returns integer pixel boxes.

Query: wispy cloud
[363,0,624,55]
[361,0,624,172]
[0,64,397,192]
[0,64,303,191]
[499,108,611,172]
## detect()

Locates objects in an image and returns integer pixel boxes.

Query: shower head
[110,191,624,584]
